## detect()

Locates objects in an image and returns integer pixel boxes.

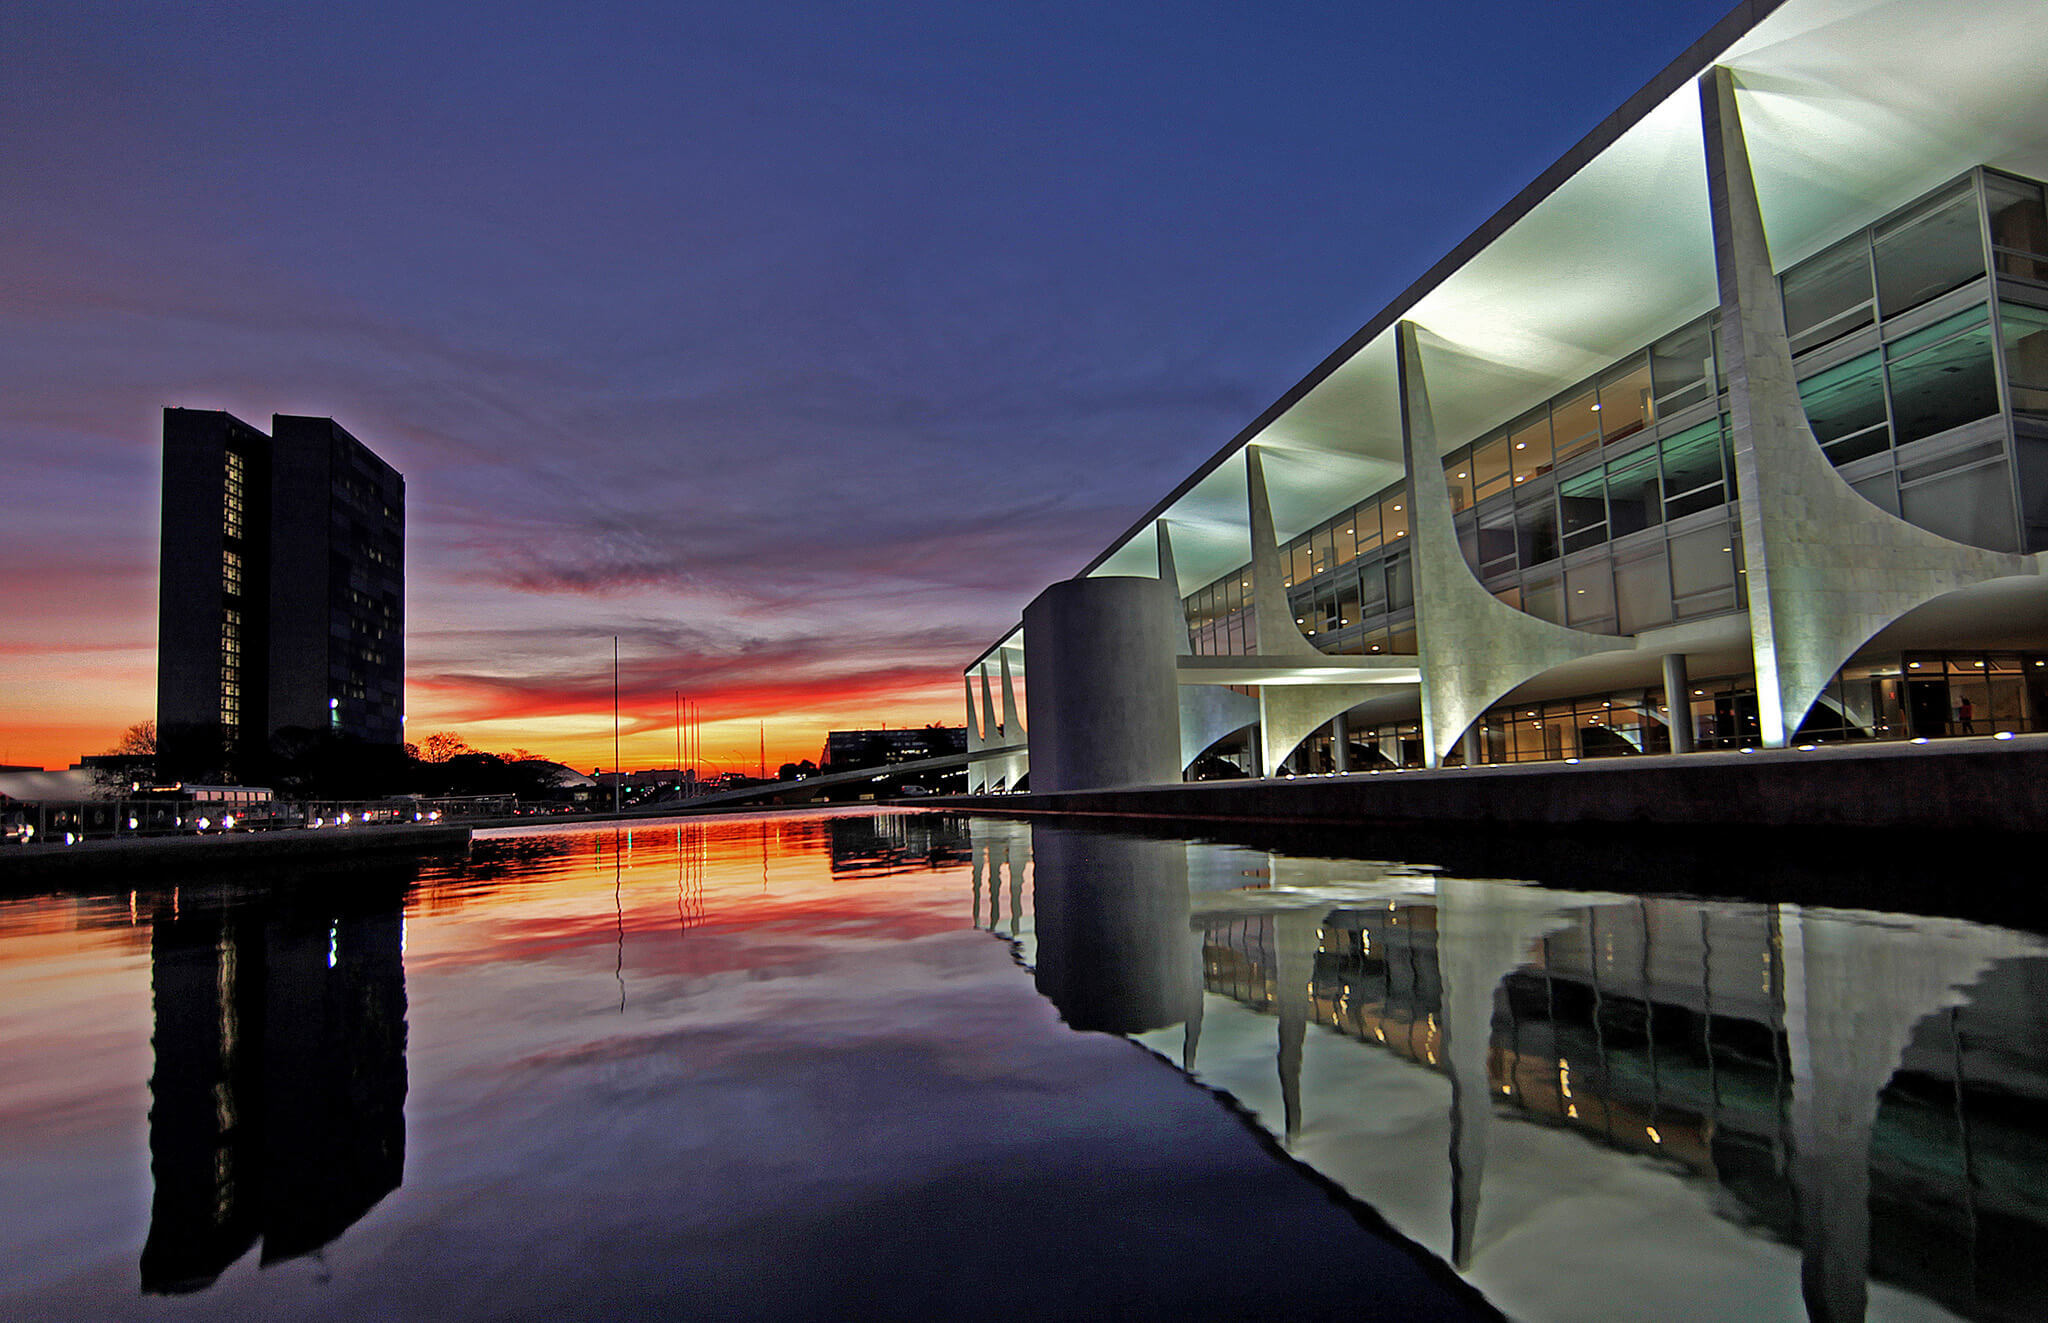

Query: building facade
[157,409,404,781]
[965,0,2048,793]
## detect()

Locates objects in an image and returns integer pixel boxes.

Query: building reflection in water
[139,876,408,1295]
[1007,819,2048,1322]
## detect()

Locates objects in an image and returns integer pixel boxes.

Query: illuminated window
[223,451,246,539]
[222,549,242,596]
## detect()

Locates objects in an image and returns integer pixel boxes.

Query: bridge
[620,744,1028,813]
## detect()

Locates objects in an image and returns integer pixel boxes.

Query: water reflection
[140,877,407,1293]
[1011,819,2048,1322]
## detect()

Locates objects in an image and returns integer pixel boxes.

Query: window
[1799,350,1891,463]
[2002,302,2048,417]
[1989,172,2048,282]
[1515,486,1559,567]
[1596,358,1654,443]
[1874,180,1986,317]
[1651,318,1714,416]
[1886,306,1998,446]
[1782,235,1875,354]
[1380,493,1409,544]
[1605,449,1660,537]
[1444,457,1473,513]
[1660,420,1728,520]
[1551,390,1601,465]
[1473,434,1512,503]
[1510,412,1554,482]
[222,549,242,596]
[1558,467,1608,553]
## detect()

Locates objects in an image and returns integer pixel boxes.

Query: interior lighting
[1515,442,1526,450]
[1591,403,1603,412]
[1646,1125,1662,1144]
[1457,471,1467,478]
[1797,744,1817,752]
[1565,757,1581,764]
[1909,661,1922,669]
[1392,504,1402,511]
[1995,731,2017,740]
[1911,737,1931,744]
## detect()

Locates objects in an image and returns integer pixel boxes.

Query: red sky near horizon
[0,2,1733,774]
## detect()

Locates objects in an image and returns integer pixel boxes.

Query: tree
[420,731,471,763]
[778,759,817,782]
[109,720,156,757]
[89,720,158,793]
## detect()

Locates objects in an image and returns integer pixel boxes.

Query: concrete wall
[972,740,2048,833]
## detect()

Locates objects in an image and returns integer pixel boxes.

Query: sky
[0,0,1736,774]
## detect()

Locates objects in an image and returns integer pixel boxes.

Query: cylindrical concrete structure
[1662,652,1694,754]
[1332,712,1350,773]
[1023,576,1181,793]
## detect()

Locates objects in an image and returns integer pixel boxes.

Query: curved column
[1397,322,1629,766]
[1433,878,1580,1269]
[965,672,990,793]
[1779,906,2040,1322]
[1701,65,2036,747]
[1160,515,1261,771]
[1022,576,1182,792]
[998,650,1029,790]
[1245,448,1380,771]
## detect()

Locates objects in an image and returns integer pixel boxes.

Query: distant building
[157,409,404,781]
[818,726,967,771]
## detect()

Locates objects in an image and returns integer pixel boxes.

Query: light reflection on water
[0,811,1488,1322]
[5,809,2045,1320]
[1006,818,2048,1323]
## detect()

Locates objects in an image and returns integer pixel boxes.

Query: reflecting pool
[4,810,2045,1321]
[0,812,1485,1321]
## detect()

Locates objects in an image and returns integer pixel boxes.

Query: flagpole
[613,636,621,816]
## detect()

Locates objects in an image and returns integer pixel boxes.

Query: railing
[0,794,516,846]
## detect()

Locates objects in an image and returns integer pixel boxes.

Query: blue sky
[0,0,1735,769]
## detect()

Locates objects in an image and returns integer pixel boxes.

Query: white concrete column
[1245,447,1378,772]
[998,650,1029,789]
[1396,321,1628,766]
[1699,65,2034,747]
[1022,576,1182,792]
[1331,712,1350,773]
[1161,515,1260,773]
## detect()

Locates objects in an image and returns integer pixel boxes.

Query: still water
[2,811,2043,1321]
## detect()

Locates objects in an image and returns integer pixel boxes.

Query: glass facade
[1169,169,2048,769]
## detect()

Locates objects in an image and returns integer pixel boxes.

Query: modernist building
[966,0,2048,793]
[157,409,404,781]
